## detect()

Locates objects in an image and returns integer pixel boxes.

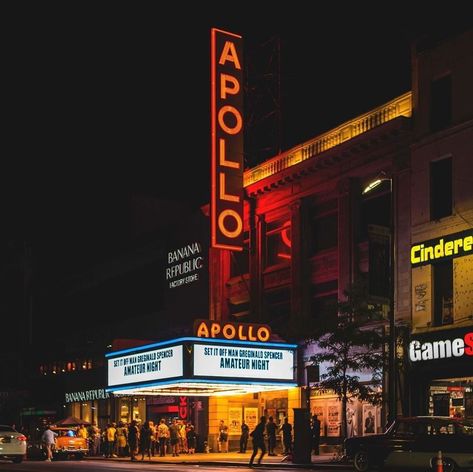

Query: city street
[0,458,352,472]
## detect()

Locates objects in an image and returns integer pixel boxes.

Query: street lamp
[362,172,397,425]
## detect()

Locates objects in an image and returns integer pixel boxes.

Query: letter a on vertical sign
[211,28,244,251]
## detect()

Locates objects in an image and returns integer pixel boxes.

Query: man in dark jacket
[266,416,277,456]
[239,420,249,453]
[249,416,267,467]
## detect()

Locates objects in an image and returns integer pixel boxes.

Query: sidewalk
[88,450,347,468]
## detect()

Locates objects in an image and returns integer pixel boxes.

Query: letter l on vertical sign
[211,28,244,251]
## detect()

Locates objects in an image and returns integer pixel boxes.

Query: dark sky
[4,4,471,266]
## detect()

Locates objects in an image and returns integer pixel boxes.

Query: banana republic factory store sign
[106,320,297,396]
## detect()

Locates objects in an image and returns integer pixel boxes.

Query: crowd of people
[80,418,197,461]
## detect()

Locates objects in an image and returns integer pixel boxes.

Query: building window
[433,260,453,326]
[359,182,390,241]
[311,213,338,254]
[264,287,290,329]
[265,219,291,267]
[430,74,452,132]
[230,232,249,277]
[430,157,452,220]
[311,281,338,330]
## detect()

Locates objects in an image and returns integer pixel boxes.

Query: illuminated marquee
[193,343,295,381]
[411,229,473,267]
[108,345,183,387]
[211,28,244,251]
[194,319,271,343]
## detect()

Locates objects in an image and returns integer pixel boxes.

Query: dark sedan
[344,416,473,472]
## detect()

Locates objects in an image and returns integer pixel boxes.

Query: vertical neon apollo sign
[211,28,244,251]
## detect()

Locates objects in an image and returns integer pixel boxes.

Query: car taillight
[17,435,27,441]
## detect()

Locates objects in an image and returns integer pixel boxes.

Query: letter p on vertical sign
[211,28,244,251]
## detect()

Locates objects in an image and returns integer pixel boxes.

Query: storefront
[410,228,473,418]
[105,320,298,450]
[409,326,473,419]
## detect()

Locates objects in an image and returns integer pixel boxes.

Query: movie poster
[228,407,242,435]
[362,404,377,436]
[312,403,326,436]
[244,407,258,432]
[327,400,341,437]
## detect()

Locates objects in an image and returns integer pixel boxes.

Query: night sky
[4,5,471,268]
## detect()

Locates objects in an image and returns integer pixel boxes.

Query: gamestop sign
[210,28,244,251]
[409,330,473,363]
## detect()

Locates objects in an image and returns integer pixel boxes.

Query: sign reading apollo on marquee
[211,28,244,251]
[108,345,183,387]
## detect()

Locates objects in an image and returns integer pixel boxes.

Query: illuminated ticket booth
[106,320,298,451]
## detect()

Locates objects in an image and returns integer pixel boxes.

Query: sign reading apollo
[211,28,244,251]
[194,319,271,343]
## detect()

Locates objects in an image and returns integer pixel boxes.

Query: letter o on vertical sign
[211,28,244,251]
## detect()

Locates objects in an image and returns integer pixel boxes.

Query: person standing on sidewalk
[128,420,139,461]
[239,420,249,453]
[281,417,292,454]
[157,418,169,457]
[249,416,267,467]
[218,420,228,452]
[311,414,321,455]
[266,416,277,456]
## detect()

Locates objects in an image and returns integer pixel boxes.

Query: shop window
[433,260,453,326]
[230,232,249,277]
[430,157,452,221]
[265,219,291,267]
[430,74,452,132]
[311,213,338,254]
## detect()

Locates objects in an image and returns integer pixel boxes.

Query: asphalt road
[0,459,353,472]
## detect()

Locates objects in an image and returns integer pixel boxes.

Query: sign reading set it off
[108,345,183,387]
[211,28,244,251]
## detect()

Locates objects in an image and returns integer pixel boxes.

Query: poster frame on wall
[228,407,242,435]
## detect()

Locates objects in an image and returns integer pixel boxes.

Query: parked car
[0,425,27,463]
[51,427,88,460]
[344,416,473,472]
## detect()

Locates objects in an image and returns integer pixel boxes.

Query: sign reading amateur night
[108,345,183,387]
[193,343,295,381]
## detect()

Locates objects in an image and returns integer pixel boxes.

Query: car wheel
[354,451,371,472]
[12,456,23,464]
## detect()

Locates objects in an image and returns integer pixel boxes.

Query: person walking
[249,416,267,467]
[41,425,58,462]
[281,417,293,454]
[239,419,249,453]
[311,414,321,455]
